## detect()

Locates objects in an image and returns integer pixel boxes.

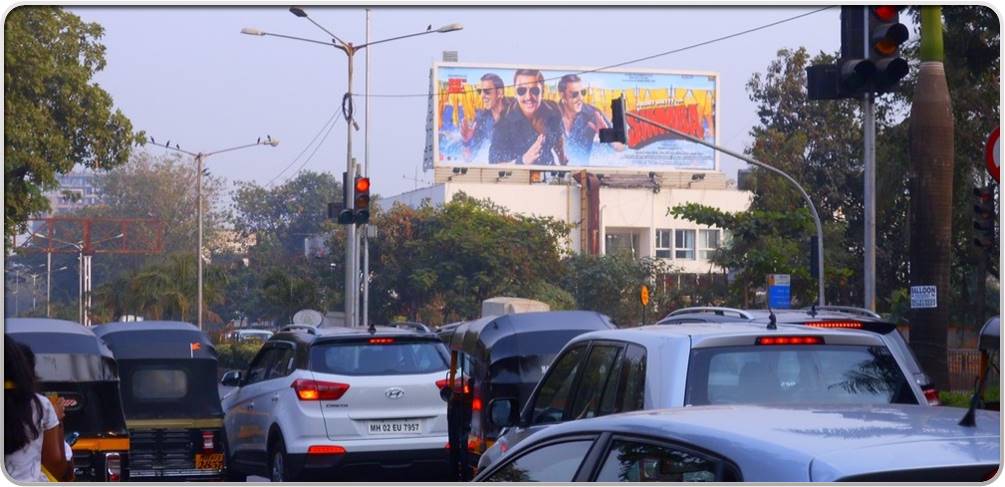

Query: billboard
[429,62,718,172]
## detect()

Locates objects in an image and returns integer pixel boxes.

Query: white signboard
[910,285,937,309]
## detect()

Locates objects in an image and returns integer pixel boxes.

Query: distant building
[45,170,103,214]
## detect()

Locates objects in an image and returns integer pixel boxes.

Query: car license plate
[194,452,224,470]
[367,420,421,435]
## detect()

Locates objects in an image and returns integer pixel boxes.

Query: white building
[381,167,752,275]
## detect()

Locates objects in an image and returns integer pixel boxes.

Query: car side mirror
[488,398,519,429]
[220,370,242,387]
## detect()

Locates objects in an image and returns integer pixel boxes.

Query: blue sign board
[766,274,791,309]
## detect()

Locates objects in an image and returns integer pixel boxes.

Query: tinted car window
[310,339,448,375]
[531,345,587,425]
[595,439,732,482]
[245,347,281,385]
[686,345,917,405]
[485,440,593,482]
[569,344,622,420]
[619,345,647,412]
[267,346,295,379]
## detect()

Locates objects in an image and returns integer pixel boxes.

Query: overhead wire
[352,6,835,99]
[265,109,341,188]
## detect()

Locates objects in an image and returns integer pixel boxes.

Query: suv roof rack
[664,307,754,320]
[280,324,318,335]
[388,321,432,334]
[804,305,881,320]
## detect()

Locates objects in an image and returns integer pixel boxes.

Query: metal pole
[862,7,877,311]
[197,153,204,329]
[77,252,83,324]
[626,111,827,306]
[46,251,51,317]
[14,269,19,316]
[31,274,36,311]
[363,11,372,327]
[345,49,358,328]
[84,254,92,326]
[863,93,876,311]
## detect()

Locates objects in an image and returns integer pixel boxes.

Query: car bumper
[288,447,450,481]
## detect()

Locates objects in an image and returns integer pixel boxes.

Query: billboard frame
[430,61,720,174]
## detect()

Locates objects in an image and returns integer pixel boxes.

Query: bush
[216,341,264,373]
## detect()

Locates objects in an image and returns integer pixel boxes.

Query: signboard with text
[910,285,937,309]
[766,274,791,309]
[428,62,719,172]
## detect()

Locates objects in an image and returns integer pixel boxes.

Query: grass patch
[939,385,999,408]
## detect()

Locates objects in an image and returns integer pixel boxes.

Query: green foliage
[4,6,143,243]
[560,252,676,326]
[216,341,264,373]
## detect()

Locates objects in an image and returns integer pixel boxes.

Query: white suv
[221,325,450,482]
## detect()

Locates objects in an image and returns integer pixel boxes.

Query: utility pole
[862,7,876,310]
[909,5,953,390]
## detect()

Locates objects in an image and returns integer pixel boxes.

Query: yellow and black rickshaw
[439,311,615,480]
[93,321,226,481]
[7,318,130,481]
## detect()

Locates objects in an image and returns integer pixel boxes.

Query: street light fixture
[149,137,279,330]
[242,9,462,328]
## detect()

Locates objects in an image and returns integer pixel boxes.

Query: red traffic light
[355,177,370,193]
[872,6,898,22]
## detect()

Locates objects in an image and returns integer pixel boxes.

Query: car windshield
[310,339,449,376]
[685,345,917,405]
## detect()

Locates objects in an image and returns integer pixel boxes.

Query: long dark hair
[5,335,43,454]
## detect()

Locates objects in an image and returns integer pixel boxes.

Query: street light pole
[625,111,827,306]
[247,8,462,327]
[150,137,279,329]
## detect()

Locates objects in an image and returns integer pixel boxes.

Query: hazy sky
[68,5,858,201]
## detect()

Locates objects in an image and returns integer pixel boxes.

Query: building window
[655,229,673,258]
[699,229,721,260]
[675,230,695,260]
[606,232,640,257]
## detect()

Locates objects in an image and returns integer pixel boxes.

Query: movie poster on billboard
[432,62,718,172]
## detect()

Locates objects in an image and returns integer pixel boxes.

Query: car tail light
[806,321,862,329]
[307,445,346,455]
[924,387,940,406]
[467,435,484,453]
[984,467,999,481]
[201,431,215,450]
[756,336,824,346]
[435,378,449,389]
[369,337,394,344]
[104,452,121,481]
[292,379,349,401]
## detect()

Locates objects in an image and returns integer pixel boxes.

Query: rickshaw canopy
[93,321,217,360]
[6,318,118,382]
[980,316,999,351]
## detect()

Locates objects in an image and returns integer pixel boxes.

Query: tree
[4,6,143,243]
[559,253,676,326]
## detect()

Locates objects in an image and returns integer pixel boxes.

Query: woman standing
[4,335,74,482]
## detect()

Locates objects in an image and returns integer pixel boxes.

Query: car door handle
[271,394,279,402]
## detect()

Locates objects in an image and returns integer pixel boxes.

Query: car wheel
[269,437,289,483]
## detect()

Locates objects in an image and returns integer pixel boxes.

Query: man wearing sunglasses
[489,69,565,165]
[558,74,622,165]
[461,73,513,161]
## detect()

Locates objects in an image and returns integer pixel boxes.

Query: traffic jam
[5,307,1000,482]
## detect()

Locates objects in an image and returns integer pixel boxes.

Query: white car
[221,324,451,482]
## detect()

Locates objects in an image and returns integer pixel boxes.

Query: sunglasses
[476,88,496,95]
[567,89,589,98]
[516,87,542,97]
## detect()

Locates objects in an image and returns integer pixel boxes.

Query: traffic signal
[599,96,628,145]
[866,6,909,93]
[973,186,996,249]
[338,171,354,225]
[353,177,371,224]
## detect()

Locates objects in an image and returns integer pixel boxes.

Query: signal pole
[863,7,877,311]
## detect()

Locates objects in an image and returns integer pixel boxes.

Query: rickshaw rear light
[472,397,483,411]
[201,431,215,450]
[924,387,941,406]
[292,379,350,401]
[104,452,121,481]
[467,435,484,453]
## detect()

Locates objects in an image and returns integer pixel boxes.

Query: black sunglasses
[476,88,496,95]
[567,89,589,98]
[516,87,542,97]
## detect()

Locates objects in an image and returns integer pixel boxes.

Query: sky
[67,5,854,202]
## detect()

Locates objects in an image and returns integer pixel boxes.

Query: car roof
[271,324,440,344]
[660,307,891,325]
[510,404,1000,481]
[572,321,883,346]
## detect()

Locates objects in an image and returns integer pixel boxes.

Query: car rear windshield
[685,345,917,405]
[310,338,449,376]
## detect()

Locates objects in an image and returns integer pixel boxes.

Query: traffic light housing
[599,96,628,145]
[338,171,355,224]
[353,177,371,224]
[973,186,996,249]
[866,6,909,93]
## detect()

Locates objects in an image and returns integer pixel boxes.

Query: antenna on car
[767,308,777,330]
[367,323,376,335]
[809,304,818,317]
[959,355,994,426]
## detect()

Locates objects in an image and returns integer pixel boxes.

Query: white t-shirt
[4,394,60,482]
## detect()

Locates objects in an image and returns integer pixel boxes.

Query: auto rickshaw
[92,321,226,481]
[6,318,130,481]
[440,311,615,480]
[979,316,999,411]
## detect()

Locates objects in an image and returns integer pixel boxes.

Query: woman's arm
[41,425,74,481]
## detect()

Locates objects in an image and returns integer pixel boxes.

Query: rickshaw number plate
[367,420,421,435]
[195,453,224,470]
